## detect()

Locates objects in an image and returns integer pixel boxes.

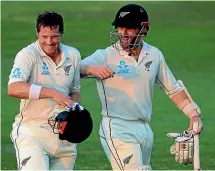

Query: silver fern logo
[119,12,130,18]
[21,156,31,166]
[64,64,72,75]
[123,154,133,165]
[144,61,153,71]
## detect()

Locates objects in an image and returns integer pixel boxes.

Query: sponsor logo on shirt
[117,60,129,74]
[42,62,50,75]
[11,68,21,78]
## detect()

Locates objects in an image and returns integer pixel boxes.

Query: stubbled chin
[44,48,56,56]
[121,44,129,49]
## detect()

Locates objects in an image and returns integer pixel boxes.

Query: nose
[120,29,130,39]
[46,37,53,45]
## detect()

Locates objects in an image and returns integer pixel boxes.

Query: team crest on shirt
[41,62,50,75]
[117,60,129,74]
[64,64,72,76]
[144,61,153,71]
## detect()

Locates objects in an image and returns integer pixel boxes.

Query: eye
[52,36,60,39]
[127,29,135,33]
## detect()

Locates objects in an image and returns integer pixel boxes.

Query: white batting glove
[167,130,194,165]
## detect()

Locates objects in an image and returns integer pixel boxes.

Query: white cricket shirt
[8,40,81,126]
[81,41,181,122]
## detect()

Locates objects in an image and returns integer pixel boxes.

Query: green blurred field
[1,1,215,170]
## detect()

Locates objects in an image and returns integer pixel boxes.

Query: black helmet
[48,104,93,143]
[110,4,150,53]
[112,4,149,29]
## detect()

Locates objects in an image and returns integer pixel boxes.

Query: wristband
[29,84,42,99]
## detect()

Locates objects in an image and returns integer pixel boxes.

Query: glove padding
[167,130,194,165]
[55,104,93,143]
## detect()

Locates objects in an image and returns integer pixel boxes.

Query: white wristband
[29,84,42,100]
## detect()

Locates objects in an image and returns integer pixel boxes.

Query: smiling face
[37,25,62,57]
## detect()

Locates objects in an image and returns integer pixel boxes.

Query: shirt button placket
[56,68,59,75]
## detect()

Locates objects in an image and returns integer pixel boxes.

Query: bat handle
[193,122,201,171]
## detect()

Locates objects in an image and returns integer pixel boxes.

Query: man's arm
[69,92,81,104]
[8,49,37,98]
[171,89,200,118]
[8,81,58,99]
[80,65,96,77]
[168,81,203,134]
[8,49,73,107]
[8,81,73,107]
[80,49,114,80]
[8,49,57,99]
[69,51,81,104]
[155,50,203,134]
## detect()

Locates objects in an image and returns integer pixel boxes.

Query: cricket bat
[193,122,201,171]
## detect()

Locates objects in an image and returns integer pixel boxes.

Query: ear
[58,33,63,41]
[142,26,149,37]
[143,27,149,35]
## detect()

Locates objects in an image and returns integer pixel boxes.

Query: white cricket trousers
[10,121,77,170]
[100,116,154,171]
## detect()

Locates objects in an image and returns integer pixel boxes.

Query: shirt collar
[142,41,150,56]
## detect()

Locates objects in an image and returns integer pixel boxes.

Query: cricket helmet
[110,4,150,51]
[111,4,149,29]
[48,104,93,143]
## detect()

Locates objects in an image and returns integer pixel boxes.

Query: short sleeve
[70,50,81,93]
[8,49,35,85]
[155,50,181,95]
[81,49,107,68]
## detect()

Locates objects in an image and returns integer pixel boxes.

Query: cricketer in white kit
[8,11,81,170]
[80,4,203,170]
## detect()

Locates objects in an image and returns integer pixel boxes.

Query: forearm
[69,92,81,104]
[8,82,31,99]
[8,82,55,99]
[170,90,201,119]
[171,90,188,105]
[80,65,93,77]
